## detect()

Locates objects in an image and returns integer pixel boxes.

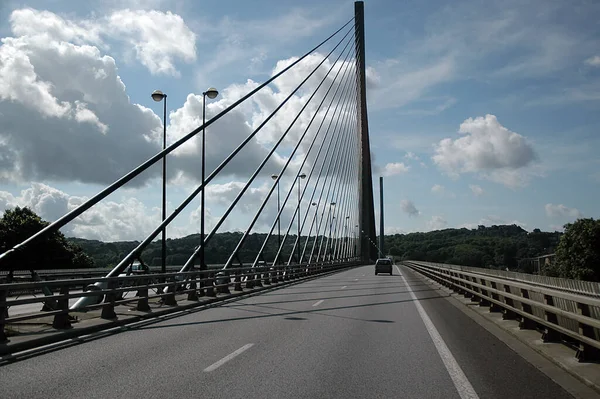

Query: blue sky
[0,0,598,242]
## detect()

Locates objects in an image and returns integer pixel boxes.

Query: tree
[555,218,600,282]
[0,207,94,270]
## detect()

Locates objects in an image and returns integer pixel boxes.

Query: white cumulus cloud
[585,55,600,67]
[382,162,410,176]
[545,203,582,219]
[427,215,447,231]
[432,114,538,188]
[469,184,484,196]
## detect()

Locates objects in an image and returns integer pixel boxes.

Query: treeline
[68,232,315,269]
[384,224,561,272]
[2,206,599,281]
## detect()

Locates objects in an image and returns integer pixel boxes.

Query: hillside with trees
[2,207,599,281]
[384,224,562,273]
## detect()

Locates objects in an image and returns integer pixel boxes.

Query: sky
[0,0,599,243]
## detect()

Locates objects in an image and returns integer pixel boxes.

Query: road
[0,265,579,398]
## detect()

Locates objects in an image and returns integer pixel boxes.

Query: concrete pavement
[0,265,584,398]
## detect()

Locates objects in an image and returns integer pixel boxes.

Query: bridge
[1,3,600,398]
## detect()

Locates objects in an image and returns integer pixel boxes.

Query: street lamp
[200,87,219,271]
[328,202,336,261]
[297,173,306,263]
[271,174,280,262]
[151,89,167,275]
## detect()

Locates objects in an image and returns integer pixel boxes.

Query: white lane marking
[203,344,254,372]
[396,265,479,399]
[340,285,347,289]
[354,278,359,281]
[312,299,324,307]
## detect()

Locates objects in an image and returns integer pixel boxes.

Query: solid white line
[340,285,347,289]
[396,265,479,399]
[312,299,324,307]
[203,344,254,372]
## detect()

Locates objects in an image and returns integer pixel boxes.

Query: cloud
[427,215,447,231]
[382,162,410,177]
[469,184,484,196]
[430,184,455,198]
[459,215,527,230]
[385,226,406,235]
[400,200,420,217]
[545,203,582,219]
[584,55,600,67]
[432,114,538,188]
[108,9,197,76]
[0,7,358,188]
[9,8,196,77]
[404,152,420,161]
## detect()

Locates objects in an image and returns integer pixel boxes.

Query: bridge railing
[0,260,360,345]
[403,260,600,362]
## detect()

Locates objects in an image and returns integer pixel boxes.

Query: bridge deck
[0,265,593,398]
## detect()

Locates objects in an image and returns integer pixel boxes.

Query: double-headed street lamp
[200,87,219,270]
[297,173,306,263]
[151,90,167,274]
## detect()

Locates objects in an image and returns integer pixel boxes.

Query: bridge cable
[0,18,355,266]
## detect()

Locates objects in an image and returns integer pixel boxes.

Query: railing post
[541,294,561,342]
[488,281,503,312]
[205,271,216,297]
[216,271,231,294]
[0,287,9,343]
[502,284,517,320]
[518,288,536,330]
[135,277,151,312]
[575,302,600,362]
[163,276,178,306]
[101,280,118,320]
[234,269,243,291]
[187,272,200,301]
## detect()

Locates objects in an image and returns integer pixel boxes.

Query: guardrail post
[234,269,243,291]
[277,265,285,282]
[101,280,118,320]
[478,278,491,307]
[0,287,9,343]
[575,302,600,362]
[205,272,216,297]
[488,282,503,312]
[52,285,72,329]
[518,288,536,330]
[163,276,178,306]
[187,273,199,301]
[541,294,561,342]
[270,267,278,284]
[135,277,151,312]
[216,271,230,294]
[502,284,517,320]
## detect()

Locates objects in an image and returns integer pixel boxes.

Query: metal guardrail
[0,261,359,346]
[403,260,600,362]
[406,260,600,298]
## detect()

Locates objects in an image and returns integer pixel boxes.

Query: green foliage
[68,232,314,269]
[555,218,600,282]
[384,224,561,271]
[0,207,94,270]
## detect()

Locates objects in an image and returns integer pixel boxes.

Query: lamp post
[344,215,349,259]
[200,87,219,271]
[328,202,336,261]
[151,90,167,275]
[297,173,306,263]
[271,174,280,262]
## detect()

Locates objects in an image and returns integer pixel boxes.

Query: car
[375,258,393,275]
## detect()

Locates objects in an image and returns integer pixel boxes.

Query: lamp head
[151,90,166,102]
[203,87,219,99]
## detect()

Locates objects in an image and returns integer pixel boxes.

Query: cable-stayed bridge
[0,3,599,398]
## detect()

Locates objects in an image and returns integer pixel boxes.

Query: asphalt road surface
[0,265,578,399]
